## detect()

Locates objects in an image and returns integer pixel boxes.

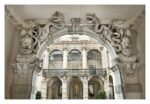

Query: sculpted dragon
[86,13,123,53]
[39,11,65,43]
[24,11,65,54]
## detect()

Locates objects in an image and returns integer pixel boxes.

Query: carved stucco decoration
[19,11,65,55]
[19,28,38,54]
[17,11,138,75]
[86,13,138,75]
[12,63,34,77]
[39,11,65,42]
[68,18,83,34]
[12,58,41,77]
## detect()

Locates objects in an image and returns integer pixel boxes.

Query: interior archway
[69,77,83,99]
[47,77,62,99]
[88,76,104,99]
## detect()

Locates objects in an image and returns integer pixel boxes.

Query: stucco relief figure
[39,11,65,43]
[119,36,137,75]
[20,29,38,54]
[73,84,79,98]
[20,33,32,50]
[126,63,137,75]
[119,36,137,63]
[121,36,133,57]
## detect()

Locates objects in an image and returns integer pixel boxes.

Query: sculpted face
[121,36,133,57]
[21,34,33,49]
[121,37,131,49]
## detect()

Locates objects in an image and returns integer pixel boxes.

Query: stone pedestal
[11,63,35,99]
[104,78,110,99]
[11,54,41,99]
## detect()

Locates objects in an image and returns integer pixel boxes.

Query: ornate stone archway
[11,11,139,99]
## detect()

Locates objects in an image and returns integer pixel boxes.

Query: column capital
[82,47,87,51]
[80,76,88,82]
[63,47,68,51]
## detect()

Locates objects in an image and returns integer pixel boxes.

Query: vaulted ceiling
[6,5,145,27]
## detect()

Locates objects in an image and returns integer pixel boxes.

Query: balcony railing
[42,68,106,77]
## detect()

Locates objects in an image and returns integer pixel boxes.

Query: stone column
[111,65,124,99]
[43,50,49,69]
[36,71,43,91]
[82,47,88,69]
[30,71,38,99]
[106,51,110,68]
[81,76,88,99]
[63,47,68,69]
[41,79,48,99]
[101,48,109,68]
[61,77,68,99]
[104,78,110,99]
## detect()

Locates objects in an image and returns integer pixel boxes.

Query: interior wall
[117,20,145,99]
[5,19,17,99]
[136,21,145,99]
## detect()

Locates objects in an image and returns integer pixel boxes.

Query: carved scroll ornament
[19,11,65,55]
[86,13,137,62]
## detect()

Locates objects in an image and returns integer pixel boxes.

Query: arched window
[49,50,63,69]
[68,49,82,69]
[87,49,102,69]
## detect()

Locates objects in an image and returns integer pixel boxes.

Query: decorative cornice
[5,6,29,29]
[5,8,19,27]
[131,9,145,29]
